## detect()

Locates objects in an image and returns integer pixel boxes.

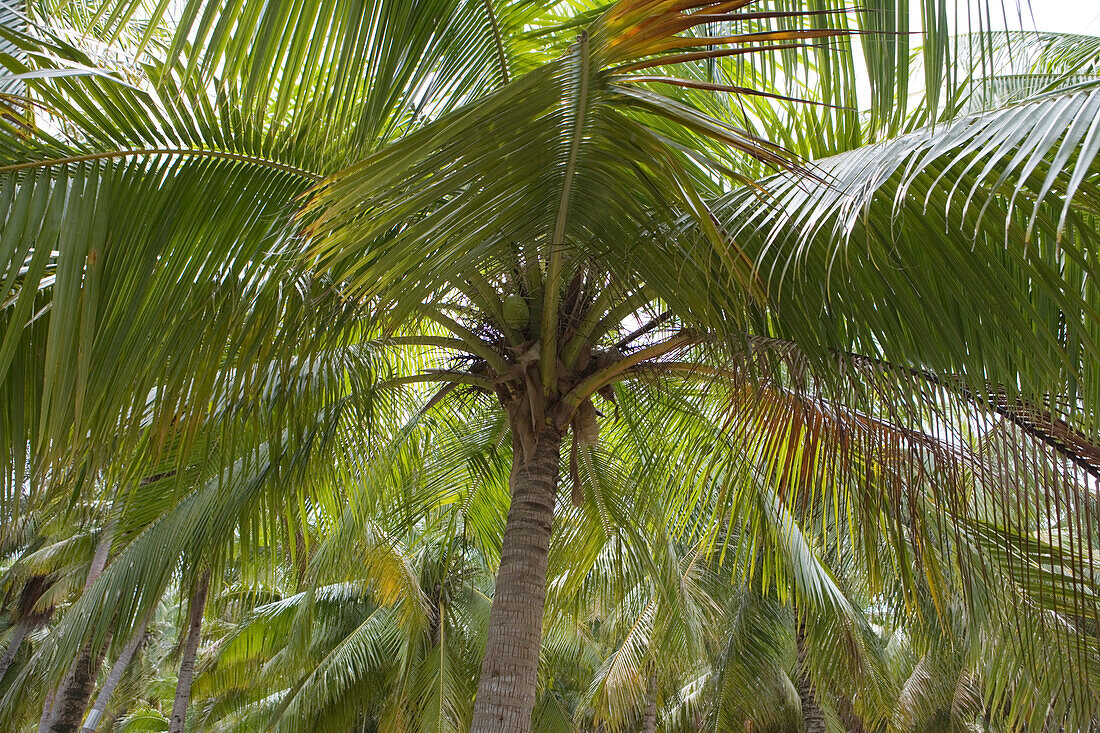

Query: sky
[963,0,1100,34]
[1025,2,1100,34]
[841,1,1100,108]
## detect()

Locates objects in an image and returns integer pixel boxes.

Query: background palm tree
[1,1,1100,731]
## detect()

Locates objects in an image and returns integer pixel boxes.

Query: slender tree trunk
[795,628,826,733]
[471,428,562,733]
[81,605,155,732]
[641,674,657,733]
[837,694,867,733]
[83,528,113,595]
[169,571,210,733]
[0,619,30,679]
[44,523,115,733]
[4,575,54,680]
[48,645,108,733]
[38,690,56,733]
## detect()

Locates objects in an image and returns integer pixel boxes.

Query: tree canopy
[0,0,1098,731]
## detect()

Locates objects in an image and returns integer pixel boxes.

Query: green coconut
[502,293,529,329]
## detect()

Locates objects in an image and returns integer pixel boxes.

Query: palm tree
[2,1,1100,731]
[0,359,350,730]
[190,493,497,731]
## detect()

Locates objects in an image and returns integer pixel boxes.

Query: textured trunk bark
[43,524,115,733]
[641,674,657,733]
[5,575,54,680]
[81,605,155,732]
[38,690,56,733]
[795,628,826,733]
[0,619,29,679]
[470,429,562,733]
[837,693,867,733]
[48,645,107,733]
[169,571,210,733]
[83,529,113,594]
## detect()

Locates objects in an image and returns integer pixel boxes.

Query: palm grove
[0,0,1098,731]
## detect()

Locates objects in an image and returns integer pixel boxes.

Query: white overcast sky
[958,0,1100,34]
[1025,1,1100,34]
[841,1,1100,107]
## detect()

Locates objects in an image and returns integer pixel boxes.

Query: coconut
[502,293,529,329]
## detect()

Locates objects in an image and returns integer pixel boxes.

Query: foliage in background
[0,0,1098,730]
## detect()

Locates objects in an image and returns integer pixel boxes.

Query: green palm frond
[2,2,1100,731]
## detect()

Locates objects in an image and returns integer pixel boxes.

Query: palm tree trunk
[641,674,657,733]
[837,694,867,733]
[471,428,562,733]
[169,571,210,733]
[37,690,56,733]
[43,523,115,733]
[48,645,108,733]
[795,628,826,733]
[5,575,56,683]
[81,605,155,732]
[0,619,30,679]
[3,576,54,680]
